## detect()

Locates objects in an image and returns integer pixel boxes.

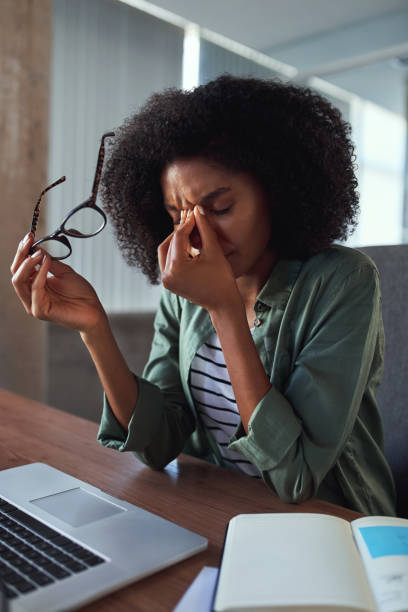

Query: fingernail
[186,209,192,219]
[22,233,32,246]
[34,264,40,272]
[197,205,205,215]
[31,250,42,258]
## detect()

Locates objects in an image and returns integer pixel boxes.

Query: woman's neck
[235,250,277,309]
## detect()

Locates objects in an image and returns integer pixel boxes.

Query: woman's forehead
[160,158,233,200]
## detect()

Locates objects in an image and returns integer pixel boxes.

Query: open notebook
[213,512,408,612]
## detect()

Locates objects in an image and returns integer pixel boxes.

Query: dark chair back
[47,312,155,423]
[359,245,408,517]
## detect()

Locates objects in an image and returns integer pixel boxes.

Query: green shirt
[98,245,396,516]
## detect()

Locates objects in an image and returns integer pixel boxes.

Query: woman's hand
[10,233,107,333]
[158,207,242,313]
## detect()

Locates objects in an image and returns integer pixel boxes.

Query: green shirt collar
[256,258,303,310]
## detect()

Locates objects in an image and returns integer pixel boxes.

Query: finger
[182,209,201,257]
[31,254,52,319]
[45,258,77,293]
[47,257,75,277]
[183,207,195,229]
[193,206,221,252]
[164,227,179,271]
[181,209,201,257]
[11,249,43,312]
[10,233,34,276]
[157,231,174,274]
[171,209,196,259]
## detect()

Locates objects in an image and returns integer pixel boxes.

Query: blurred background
[1,0,407,420]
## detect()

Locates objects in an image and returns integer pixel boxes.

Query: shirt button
[254,317,263,327]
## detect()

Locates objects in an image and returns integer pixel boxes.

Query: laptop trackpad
[30,487,125,527]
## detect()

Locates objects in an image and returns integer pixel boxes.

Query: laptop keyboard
[0,497,106,600]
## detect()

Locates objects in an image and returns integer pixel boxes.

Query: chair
[47,313,155,423]
[359,245,408,518]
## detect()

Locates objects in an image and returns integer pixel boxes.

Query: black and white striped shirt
[190,331,261,479]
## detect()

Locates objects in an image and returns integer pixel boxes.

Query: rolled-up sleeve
[229,263,383,503]
[97,289,195,470]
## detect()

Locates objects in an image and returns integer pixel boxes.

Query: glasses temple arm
[90,131,115,202]
[30,176,66,236]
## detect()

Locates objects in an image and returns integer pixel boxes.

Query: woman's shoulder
[302,244,379,280]
[288,245,381,300]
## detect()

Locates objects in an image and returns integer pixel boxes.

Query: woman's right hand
[10,233,107,333]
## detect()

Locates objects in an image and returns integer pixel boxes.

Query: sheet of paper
[352,517,408,612]
[172,566,218,612]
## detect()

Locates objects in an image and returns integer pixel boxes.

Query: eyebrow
[197,186,231,206]
[164,186,231,211]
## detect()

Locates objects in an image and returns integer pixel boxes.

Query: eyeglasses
[29,131,114,260]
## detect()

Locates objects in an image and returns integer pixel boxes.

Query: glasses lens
[63,208,105,237]
[38,239,70,259]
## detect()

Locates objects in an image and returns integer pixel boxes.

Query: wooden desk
[0,389,361,611]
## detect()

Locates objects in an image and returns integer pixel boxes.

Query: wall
[0,0,51,401]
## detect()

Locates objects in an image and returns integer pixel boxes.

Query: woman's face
[160,157,275,280]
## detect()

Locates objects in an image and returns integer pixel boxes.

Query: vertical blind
[48,0,183,312]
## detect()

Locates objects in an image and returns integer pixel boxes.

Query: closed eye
[211,206,231,216]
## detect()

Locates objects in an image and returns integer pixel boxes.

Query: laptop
[0,463,208,611]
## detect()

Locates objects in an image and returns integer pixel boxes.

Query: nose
[187,209,232,255]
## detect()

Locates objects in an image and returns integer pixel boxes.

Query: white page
[352,516,408,612]
[173,567,218,612]
[214,513,376,612]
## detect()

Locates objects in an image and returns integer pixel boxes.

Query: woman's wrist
[80,309,111,348]
[208,289,245,326]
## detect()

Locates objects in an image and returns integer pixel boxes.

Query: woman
[11,75,396,515]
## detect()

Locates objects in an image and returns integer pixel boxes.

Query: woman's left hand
[158,206,241,312]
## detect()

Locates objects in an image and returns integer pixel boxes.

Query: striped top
[190,332,261,479]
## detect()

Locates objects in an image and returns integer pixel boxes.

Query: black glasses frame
[29,131,114,260]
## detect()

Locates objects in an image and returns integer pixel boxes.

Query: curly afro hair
[101,74,359,284]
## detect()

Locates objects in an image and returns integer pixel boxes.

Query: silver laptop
[0,463,207,611]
